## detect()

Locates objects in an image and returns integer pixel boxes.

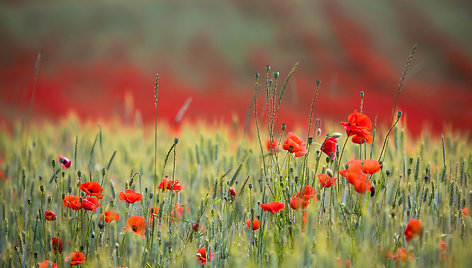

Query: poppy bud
[308,137,313,145]
[40,185,44,192]
[51,160,55,167]
[273,72,279,79]
[397,111,402,119]
[98,222,104,229]
[68,187,72,193]
[48,196,52,203]
[77,171,81,177]
[265,65,271,72]
[34,252,38,259]
[39,176,42,181]
[331,132,342,138]
[255,72,260,79]
[386,170,390,176]
[281,124,286,131]
[91,232,95,238]
[192,223,200,232]
[115,243,119,250]
[316,80,321,86]
[248,183,252,190]
[424,176,429,182]
[174,137,179,144]
[370,187,375,197]
[149,193,153,199]
[326,168,334,177]
[316,128,322,137]
[102,168,106,177]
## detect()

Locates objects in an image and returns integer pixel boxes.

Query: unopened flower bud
[326,168,334,177]
[281,124,286,131]
[273,72,279,79]
[316,128,322,137]
[397,111,402,119]
[331,132,342,139]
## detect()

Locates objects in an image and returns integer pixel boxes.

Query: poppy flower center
[132,226,138,232]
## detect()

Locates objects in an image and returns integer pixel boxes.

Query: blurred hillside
[0,0,471,134]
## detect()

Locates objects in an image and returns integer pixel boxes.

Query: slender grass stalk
[306,80,321,140]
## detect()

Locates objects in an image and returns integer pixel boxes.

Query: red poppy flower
[321,137,337,160]
[318,174,337,188]
[260,201,285,213]
[346,159,382,174]
[282,132,307,157]
[336,258,352,268]
[290,196,310,210]
[462,207,469,217]
[124,216,146,238]
[37,260,57,268]
[118,189,142,203]
[101,210,120,223]
[80,181,104,199]
[339,164,374,195]
[229,189,236,198]
[340,110,373,144]
[65,252,85,266]
[393,247,413,263]
[45,211,56,221]
[196,247,213,265]
[298,185,316,201]
[51,237,63,255]
[404,218,421,242]
[246,219,260,230]
[63,195,81,210]
[171,203,184,219]
[440,240,447,251]
[265,139,279,152]
[58,155,72,169]
[81,197,101,213]
[157,178,183,193]
[149,207,160,217]
[0,170,4,180]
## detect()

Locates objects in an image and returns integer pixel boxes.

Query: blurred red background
[1,0,471,135]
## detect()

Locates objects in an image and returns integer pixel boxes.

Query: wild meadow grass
[0,67,471,267]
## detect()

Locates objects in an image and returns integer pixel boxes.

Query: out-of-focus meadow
[0,0,472,134]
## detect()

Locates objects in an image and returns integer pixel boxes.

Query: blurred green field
[0,108,471,267]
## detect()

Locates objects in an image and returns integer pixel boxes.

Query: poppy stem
[377,116,401,163]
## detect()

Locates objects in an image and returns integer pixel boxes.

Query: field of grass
[0,69,471,267]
